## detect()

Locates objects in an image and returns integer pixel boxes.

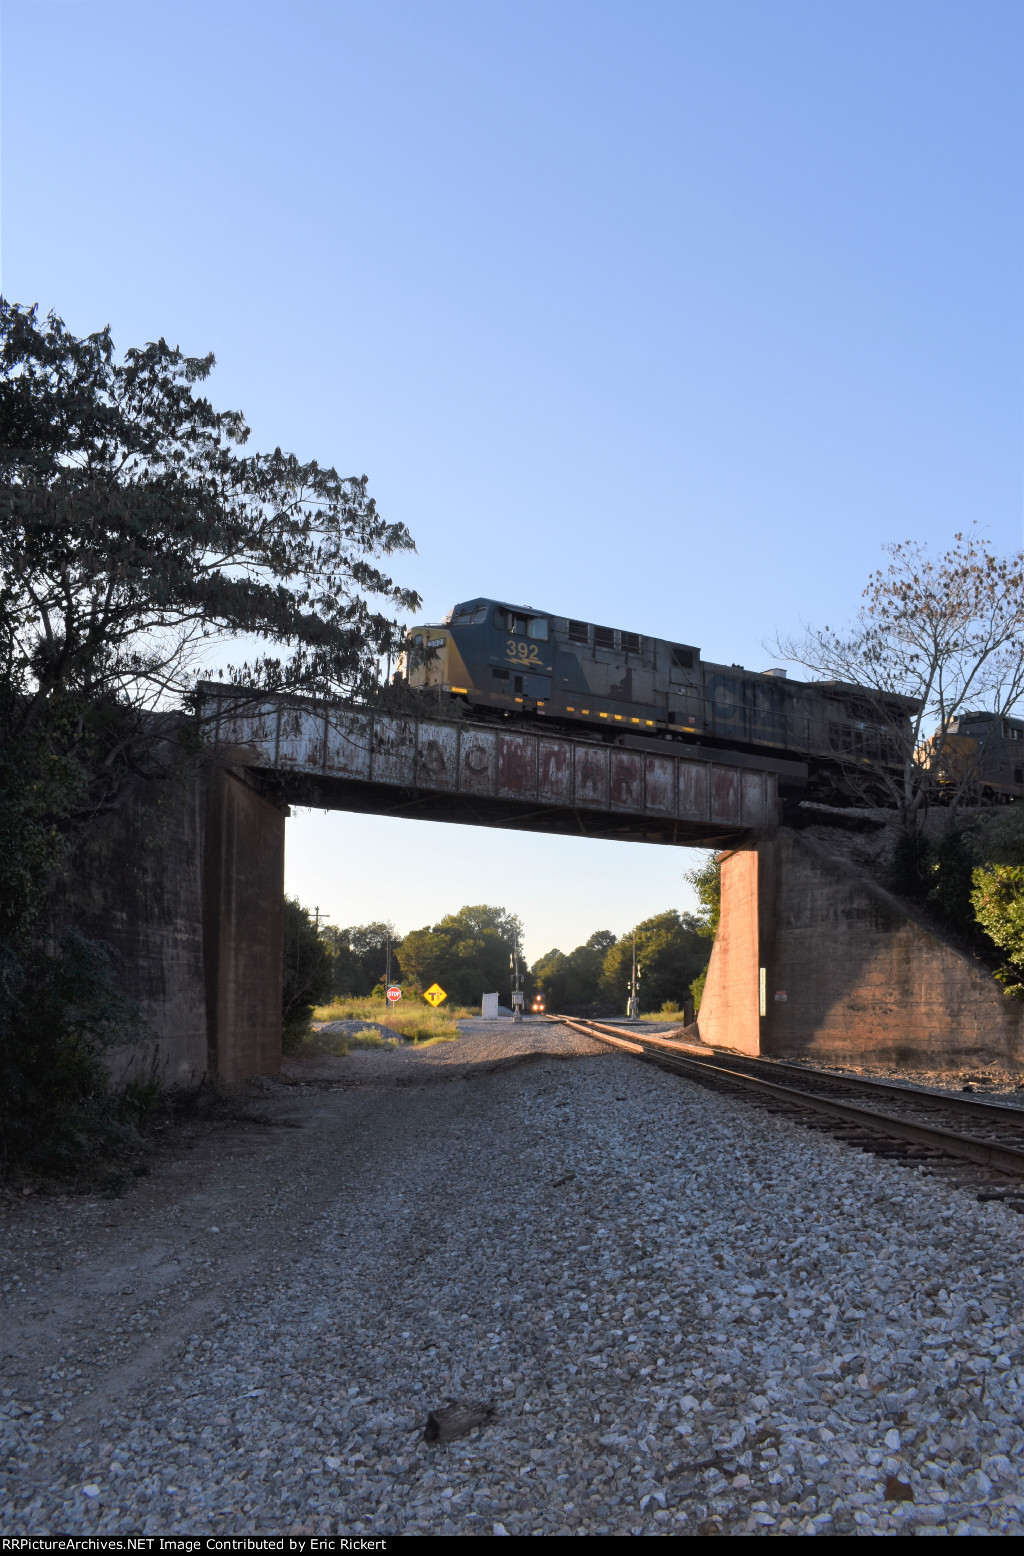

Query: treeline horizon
[286,858,721,1024]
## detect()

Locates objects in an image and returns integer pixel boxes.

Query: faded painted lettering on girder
[537,740,573,805]
[498,733,536,798]
[644,755,676,815]
[459,729,496,793]
[575,746,609,808]
[711,767,741,822]
[371,716,416,785]
[416,721,458,781]
[205,694,779,829]
[609,750,644,812]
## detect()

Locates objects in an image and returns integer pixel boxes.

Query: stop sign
[386,985,401,1003]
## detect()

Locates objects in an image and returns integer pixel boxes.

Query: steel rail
[563,1016,1024,1129]
[552,1015,1024,1177]
[742,1056,1024,1126]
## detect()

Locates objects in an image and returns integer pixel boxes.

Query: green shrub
[971,862,1024,993]
[0,932,146,1177]
[282,897,335,1051]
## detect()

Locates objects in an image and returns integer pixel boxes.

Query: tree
[964,806,1024,995]
[0,301,419,1167]
[683,853,720,1015]
[774,531,1024,826]
[1,302,418,719]
[532,930,616,1014]
[282,897,335,1048]
[0,302,420,892]
[396,905,523,1007]
[600,910,708,1013]
[685,853,721,939]
[322,921,399,997]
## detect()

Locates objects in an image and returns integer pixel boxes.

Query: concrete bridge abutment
[202,767,285,1084]
[65,761,285,1089]
[697,828,1024,1069]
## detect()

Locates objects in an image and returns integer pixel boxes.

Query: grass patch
[303,1025,405,1056]
[348,1026,402,1049]
[639,1008,690,1024]
[311,994,473,1045]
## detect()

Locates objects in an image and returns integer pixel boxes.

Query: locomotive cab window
[496,609,548,640]
[671,645,694,671]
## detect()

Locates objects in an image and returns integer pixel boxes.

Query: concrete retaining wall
[694,848,761,1055]
[62,764,210,1087]
[698,828,1024,1068]
[203,768,284,1083]
[62,762,284,1087]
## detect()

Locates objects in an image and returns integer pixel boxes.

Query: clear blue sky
[4,0,1023,963]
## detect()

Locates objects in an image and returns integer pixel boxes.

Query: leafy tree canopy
[532,930,615,1014]
[1,302,419,732]
[774,530,1024,822]
[282,897,335,1048]
[600,910,708,1013]
[322,921,399,997]
[685,853,721,939]
[396,904,523,1007]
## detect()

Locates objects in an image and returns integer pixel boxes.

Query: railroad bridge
[75,691,1023,1089]
[209,690,791,844]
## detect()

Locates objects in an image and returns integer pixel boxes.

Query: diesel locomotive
[394,597,1024,802]
[930,712,1024,802]
[393,597,915,792]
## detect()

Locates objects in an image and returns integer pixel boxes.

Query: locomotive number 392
[506,640,543,665]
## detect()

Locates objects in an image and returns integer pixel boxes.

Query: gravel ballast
[3,1019,1024,1535]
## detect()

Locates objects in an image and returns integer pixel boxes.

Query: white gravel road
[3,1018,1024,1536]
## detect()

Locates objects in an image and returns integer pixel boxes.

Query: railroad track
[550,1013,1024,1196]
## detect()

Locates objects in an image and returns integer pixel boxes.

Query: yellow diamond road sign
[423,983,448,1007]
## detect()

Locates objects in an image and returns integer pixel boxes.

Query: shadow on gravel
[279,1050,592,1090]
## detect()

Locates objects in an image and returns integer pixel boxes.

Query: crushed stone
[3,1021,1024,1535]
